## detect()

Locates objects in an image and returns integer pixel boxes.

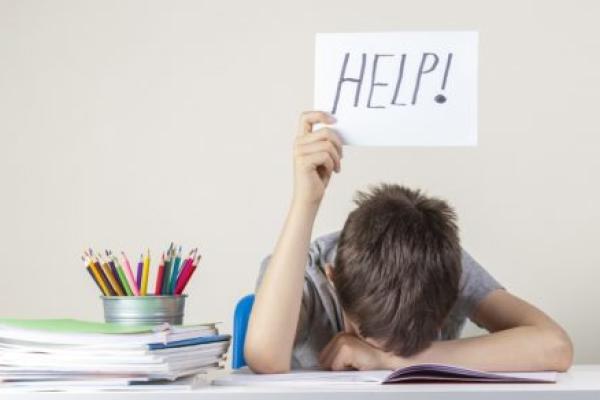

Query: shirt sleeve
[458,249,504,320]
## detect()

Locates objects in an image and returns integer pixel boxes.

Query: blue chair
[232,294,255,369]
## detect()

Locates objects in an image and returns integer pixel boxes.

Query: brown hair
[333,184,461,357]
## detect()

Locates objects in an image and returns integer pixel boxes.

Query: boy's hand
[293,111,343,207]
[319,333,399,371]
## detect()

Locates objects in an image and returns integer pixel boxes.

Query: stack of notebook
[0,319,230,391]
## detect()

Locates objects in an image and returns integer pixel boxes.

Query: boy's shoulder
[308,231,341,268]
[312,231,341,253]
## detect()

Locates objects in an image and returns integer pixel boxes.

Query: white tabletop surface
[1,365,599,400]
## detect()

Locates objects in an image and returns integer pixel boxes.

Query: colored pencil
[84,253,110,296]
[85,264,101,291]
[84,257,108,295]
[141,249,150,296]
[93,256,116,296]
[176,248,195,286]
[106,252,125,295]
[174,259,191,294]
[175,265,196,295]
[86,266,104,294]
[174,249,195,293]
[169,246,183,295]
[116,264,133,296]
[154,253,165,295]
[111,255,132,296]
[103,254,124,296]
[101,259,124,296]
[136,254,143,292]
[120,251,140,296]
[175,254,201,294]
[175,257,190,292]
[161,249,172,295]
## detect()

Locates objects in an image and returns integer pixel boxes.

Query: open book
[382,364,557,383]
[213,364,558,386]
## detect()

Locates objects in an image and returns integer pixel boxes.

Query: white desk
[1,365,599,400]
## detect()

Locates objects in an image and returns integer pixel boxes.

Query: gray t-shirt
[256,231,502,369]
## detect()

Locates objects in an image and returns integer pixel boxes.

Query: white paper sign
[314,31,478,146]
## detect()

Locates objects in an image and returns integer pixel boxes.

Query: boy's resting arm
[384,289,574,372]
[244,111,342,373]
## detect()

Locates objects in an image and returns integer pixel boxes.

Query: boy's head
[331,184,461,357]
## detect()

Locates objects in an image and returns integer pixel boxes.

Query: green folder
[0,319,157,334]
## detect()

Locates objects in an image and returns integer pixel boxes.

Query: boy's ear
[324,263,334,283]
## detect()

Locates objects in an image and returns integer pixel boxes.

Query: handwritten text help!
[314,32,478,146]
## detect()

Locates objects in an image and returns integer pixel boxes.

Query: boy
[245,111,573,373]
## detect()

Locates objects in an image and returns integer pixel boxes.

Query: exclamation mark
[434,53,453,104]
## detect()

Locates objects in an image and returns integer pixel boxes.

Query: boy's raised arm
[244,111,342,373]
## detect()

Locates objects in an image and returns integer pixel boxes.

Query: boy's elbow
[244,341,291,374]
[544,326,574,372]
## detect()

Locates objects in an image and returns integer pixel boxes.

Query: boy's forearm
[384,325,573,372]
[246,111,341,373]
[245,201,319,373]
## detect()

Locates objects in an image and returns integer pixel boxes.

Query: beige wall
[0,0,599,362]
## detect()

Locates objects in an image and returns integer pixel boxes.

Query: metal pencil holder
[101,295,187,326]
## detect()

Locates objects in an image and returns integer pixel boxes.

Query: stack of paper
[0,319,230,391]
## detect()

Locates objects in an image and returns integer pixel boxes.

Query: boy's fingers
[330,352,351,371]
[319,334,343,369]
[319,344,336,369]
[302,152,335,177]
[319,154,336,177]
[297,141,341,173]
[296,128,343,158]
[326,344,350,371]
[318,336,337,368]
[297,111,336,136]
